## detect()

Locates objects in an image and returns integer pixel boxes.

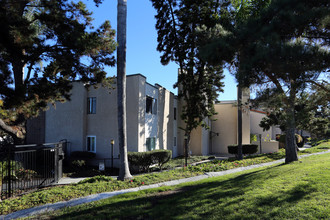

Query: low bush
[128,152,153,173]
[69,151,96,172]
[78,175,114,184]
[71,160,86,172]
[250,134,258,143]
[228,144,258,155]
[70,151,96,159]
[128,150,172,173]
[151,150,172,171]
[278,134,304,148]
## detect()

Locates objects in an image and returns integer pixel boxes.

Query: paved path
[2,150,329,220]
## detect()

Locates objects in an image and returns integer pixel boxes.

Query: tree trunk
[117,0,132,181]
[237,86,243,160]
[184,132,190,167]
[285,87,298,163]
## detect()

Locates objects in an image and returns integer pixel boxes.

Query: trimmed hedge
[127,152,153,173]
[151,150,172,170]
[228,144,258,155]
[69,151,96,172]
[128,150,172,173]
[70,151,96,159]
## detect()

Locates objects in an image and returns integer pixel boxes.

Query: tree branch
[306,80,330,93]
[0,118,24,139]
[24,62,33,84]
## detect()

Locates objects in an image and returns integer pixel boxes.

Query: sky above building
[83,0,238,100]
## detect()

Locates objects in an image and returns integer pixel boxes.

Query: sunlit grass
[38,153,330,220]
[1,142,328,216]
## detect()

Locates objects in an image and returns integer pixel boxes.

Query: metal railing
[0,142,65,200]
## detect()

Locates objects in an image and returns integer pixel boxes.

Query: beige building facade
[27,74,177,167]
[27,75,280,166]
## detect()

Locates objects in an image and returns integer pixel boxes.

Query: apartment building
[27,75,281,166]
[27,74,177,167]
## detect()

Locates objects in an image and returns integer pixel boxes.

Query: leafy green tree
[0,0,116,143]
[201,0,329,163]
[117,0,132,181]
[256,85,330,140]
[150,0,224,163]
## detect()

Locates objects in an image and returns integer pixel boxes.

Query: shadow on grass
[48,161,321,220]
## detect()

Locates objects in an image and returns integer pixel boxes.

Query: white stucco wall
[145,83,159,150]
[211,102,238,154]
[250,110,273,140]
[201,119,210,155]
[45,82,87,154]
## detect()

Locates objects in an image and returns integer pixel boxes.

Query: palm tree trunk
[117,0,132,181]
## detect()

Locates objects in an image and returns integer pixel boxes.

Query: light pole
[111,139,115,170]
[184,135,188,167]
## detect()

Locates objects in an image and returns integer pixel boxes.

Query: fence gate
[0,141,65,200]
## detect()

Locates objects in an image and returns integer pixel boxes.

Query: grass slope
[36,153,330,220]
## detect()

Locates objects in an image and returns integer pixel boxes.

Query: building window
[174,107,177,120]
[87,97,96,114]
[146,137,156,151]
[146,96,157,115]
[87,136,96,152]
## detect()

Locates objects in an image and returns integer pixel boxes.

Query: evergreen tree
[0,0,116,143]
[150,0,224,163]
[202,0,329,163]
[256,85,330,140]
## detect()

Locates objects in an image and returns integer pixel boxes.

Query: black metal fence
[0,142,65,200]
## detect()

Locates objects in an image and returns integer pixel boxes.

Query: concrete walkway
[2,150,329,220]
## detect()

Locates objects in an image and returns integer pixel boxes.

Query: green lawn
[0,142,328,216]
[34,152,330,220]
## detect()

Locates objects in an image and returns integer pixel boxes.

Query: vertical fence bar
[7,145,11,198]
[1,142,63,199]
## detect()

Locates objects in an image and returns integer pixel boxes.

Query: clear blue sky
[84,0,238,100]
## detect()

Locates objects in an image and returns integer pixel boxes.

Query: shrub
[71,160,86,172]
[69,151,95,172]
[296,134,304,148]
[16,169,37,180]
[0,161,23,177]
[70,151,96,159]
[128,152,153,173]
[128,150,172,173]
[250,134,258,143]
[78,175,113,184]
[228,144,258,155]
[151,150,172,170]
[278,134,304,148]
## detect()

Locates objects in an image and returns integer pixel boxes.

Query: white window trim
[86,135,96,153]
[146,96,157,115]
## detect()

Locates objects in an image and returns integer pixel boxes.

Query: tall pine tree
[151,0,224,162]
[0,0,116,143]
[202,0,329,163]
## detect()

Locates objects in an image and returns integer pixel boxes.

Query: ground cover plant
[0,142,329,215]
[163,155,212,169]
[0,169,202,215]
[35,152,330,219]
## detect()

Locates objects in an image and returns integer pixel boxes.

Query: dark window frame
[87,97,96,114]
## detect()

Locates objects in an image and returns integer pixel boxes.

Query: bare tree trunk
[117,0,132,181]
[237,85,243,160]
[285,88,298,163]
[184,132,190,167]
